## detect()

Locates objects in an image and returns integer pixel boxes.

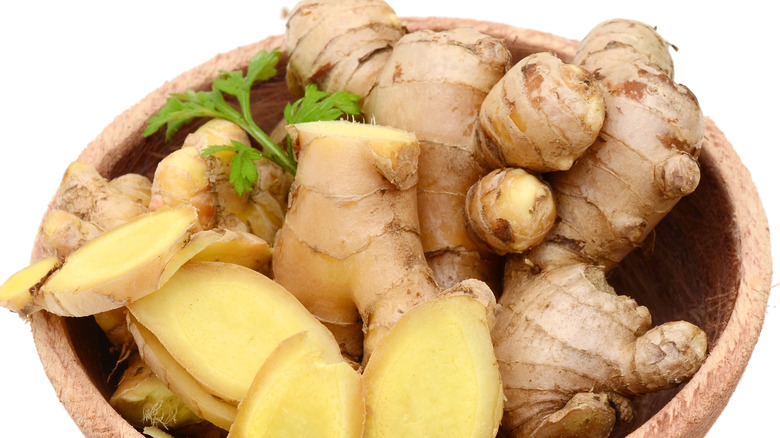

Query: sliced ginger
[128,313,238,431]
[190,229,272,275]
[36,205,200,316]
[228,332,363,438]
[0,256,60,316]
[363,294,503,438]
[127,261,341,405]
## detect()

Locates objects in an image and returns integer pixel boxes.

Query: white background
[0,1,776,436]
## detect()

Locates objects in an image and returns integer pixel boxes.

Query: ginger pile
[0,1,712,437]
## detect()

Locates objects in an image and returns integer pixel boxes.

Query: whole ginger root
[272,120,496,362]
[491,19,708,438]
[272,120,503,436]
[150,119,292,243]
[285,2,606,290]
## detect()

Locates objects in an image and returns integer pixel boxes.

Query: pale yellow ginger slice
[36,205,200,316]
[227,332,364,438]
[94,308,135,351]
[128,314,237,431]
[127,261,341,406]
[142,427,176,438]
[362,294,503,438]
[0,256,60,316]
[109,353,201,430]
[191,229,272,275]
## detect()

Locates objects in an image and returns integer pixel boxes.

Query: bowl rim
[29,17,773,438]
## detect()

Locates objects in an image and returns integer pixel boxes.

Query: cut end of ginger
[37,205,199,316]
[227,331,364,438]
[362,294,503,438]
[0,256,61,316]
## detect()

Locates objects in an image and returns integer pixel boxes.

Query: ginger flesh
[0,256,60,317]
[227,332,363,438]
[362,294,503,438]
[127,261,341,405]
[35,205,200,317]
[129,313,238,431]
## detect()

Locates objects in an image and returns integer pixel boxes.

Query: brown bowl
[28,18,772,438]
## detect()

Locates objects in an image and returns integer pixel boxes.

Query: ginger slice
[362,294,503,438]
[127,261,340,405]
[128,313,237,431]
[190,229,272,275]
[227,332,363,438]
[36,205,200,316]
[0,256,60,316]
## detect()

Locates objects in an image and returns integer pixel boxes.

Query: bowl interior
[36,19,760,438]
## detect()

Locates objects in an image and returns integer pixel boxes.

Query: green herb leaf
[145,48,364,196]
[144,47,295,177]
[284,84,363,125]
[202,141,264,196]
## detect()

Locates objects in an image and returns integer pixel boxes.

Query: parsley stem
[236,89,297,176]
[244,121,297,176]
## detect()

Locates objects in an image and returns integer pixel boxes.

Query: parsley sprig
[144,49,294,176]
[144,48,363,195]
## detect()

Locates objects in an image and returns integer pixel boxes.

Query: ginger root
[491,19,707,438]
[149,119,291,243]
[284,0,406,98]
[286,6,605,290]
[180,119,292,243]
[466,168,556,255]
[55,161,149,232]
[361,27,510,289]
[477,51,605,172]
[272,120,495,362]
[109,353,202,430]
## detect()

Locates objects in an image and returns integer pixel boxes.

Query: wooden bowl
[29,18,772,438]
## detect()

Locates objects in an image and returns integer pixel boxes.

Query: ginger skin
[465,168,556,256]
[182,119,292,243]
[477,51,605,172]
[56,161,149,232]
[286,6,605,290]
[284,0,406,98]
[362,27,511,289]
[272,121,495,362]
[150,119,291,242]
[491,19,707,438]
